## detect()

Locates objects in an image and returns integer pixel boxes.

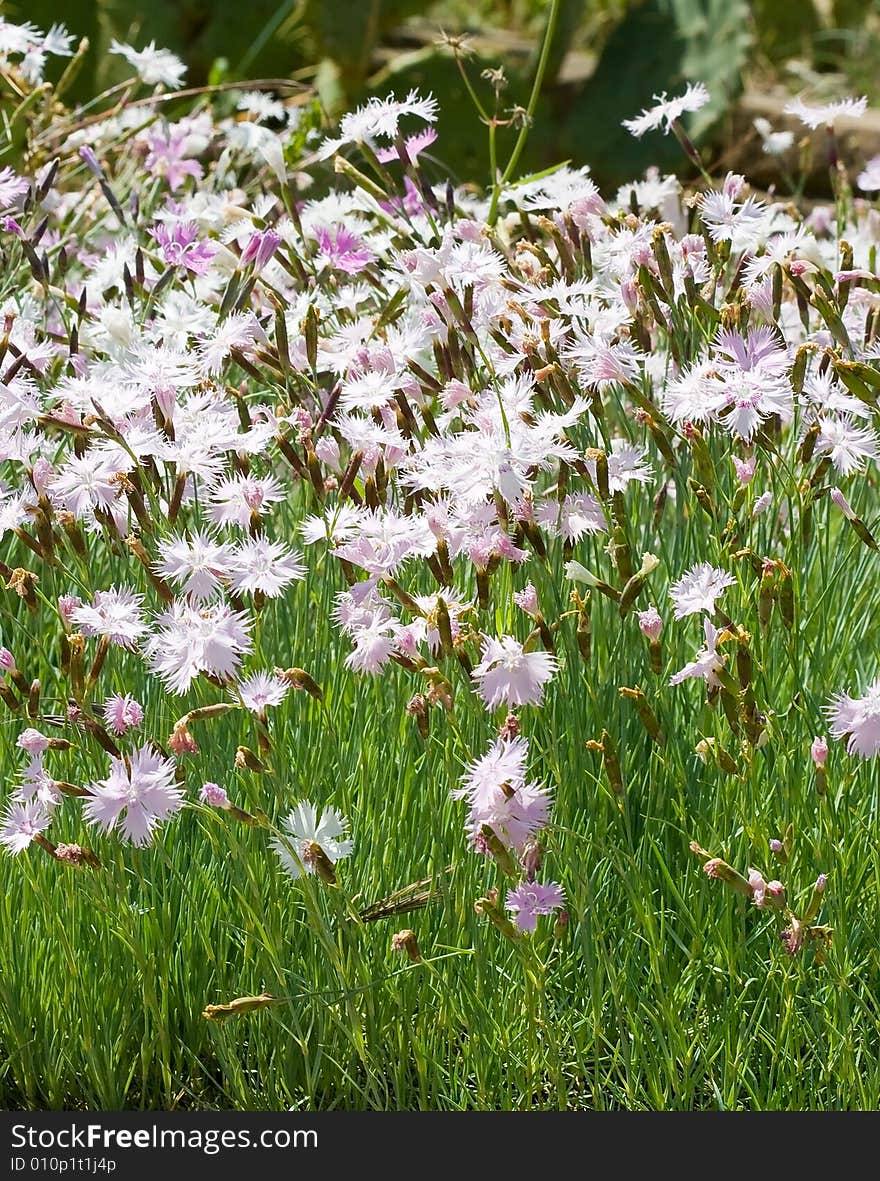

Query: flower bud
[202,993,277,1021]
[168,722,199,756]
[811,735,828,767]
[637,606,662,641]
[391,929,422,962]
[200,782,230,808]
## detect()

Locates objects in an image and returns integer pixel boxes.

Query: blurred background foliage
[15,0,880,189]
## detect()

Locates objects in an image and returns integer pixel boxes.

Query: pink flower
[19,756,61,806]
[830,487,856,520]
[0,647,16,671]
[374,127,438,164]
[468,780,552,853]
[102,694,144,735]
[58,595,82,625]
[637,606,663,640]
[748,867,768,908]
[471,635,557,709]
[513,583,540,619]
[16,728,49,755]
[811,735,828,767]
[752,491,773,517]
[208,475,285,529]
[505,880,566,932]
[0,166,29,211]
[143,599,253,695]
[144,129,203,191]
[335,592,399,675]
[151,221,217,275]
[454,736,531,807]
[457,735,552,852]
[200,782,229,808]
[315,225,373,275]
[240,228,281,272]
[84,744,184,846]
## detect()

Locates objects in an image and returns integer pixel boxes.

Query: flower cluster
[1,11,879,973]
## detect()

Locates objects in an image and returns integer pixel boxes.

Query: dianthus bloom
[102,693,144,735]
[505,880,566,932]
[827,678,880,758]
[314,225,373,275]
[0,799,52,855]
[71,587,147,649]
[143,599,253,694]
[669,617,725,688]
[637,606,663,640]
[270,801,352,881]
[471,635,557,709]
[316,89,438,159]
[237,671,289,714]
[783,95,867,130]
[151,221,217,275]
[811,735,828,767]
[457,735,552,852]
[17,728,49,755]
[144,128,203,190]
[0,165,28,211]
[200,782,229,808]
[669,562,735,619]
[858,155,880,192]
[110,39,186,88]
[622,82,710,138]
[83,744,184,846]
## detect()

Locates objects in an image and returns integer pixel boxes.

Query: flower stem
[488,0,561,226]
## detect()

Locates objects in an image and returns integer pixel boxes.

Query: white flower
[471,634,557,709]
[814,417,879,476]
[753,117,794,156]
[857,155,880,192]
[317,90,438,159]
[155,532,234,602]
[669,563,735,619]
[828,678,880,758]
[670,617,725,688]
[228,538,306,598]
[237,671,289,714]
[109,39,186,89]
[271,801,353,880]
[622,82,710,138]
[0,799,51,855]
[784,95,867,130]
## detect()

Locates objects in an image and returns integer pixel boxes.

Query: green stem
[488,0,561,225]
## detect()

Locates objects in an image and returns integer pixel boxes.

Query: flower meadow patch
[2,16,880,1111]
